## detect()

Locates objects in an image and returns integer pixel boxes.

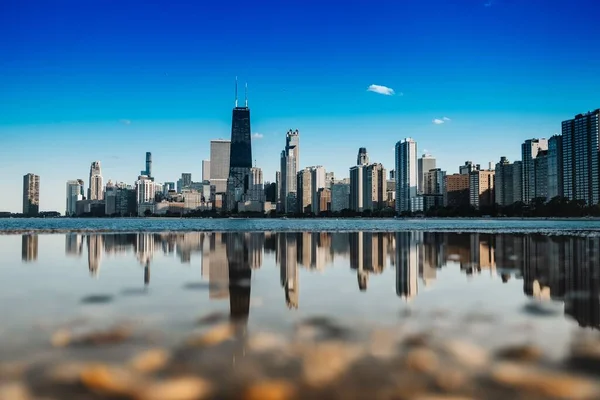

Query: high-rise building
[459,161,479,175]
[331,183,350,212]
[202,160,211,182]
[66,180,83,216]
[424,168,445,195]
[521,138,548,204]
[325,172,335,188]
[311,166,326,214]
[226,80,253,211]
[418,154,436,194]
[297,168,312,214]
[140,152,153,180]
[349,165,364,212]
[357,147,369,165]
[104,181,117,216]
[317,188,331,213]
[275,171,281,204]
[444,174,470,207]
[286,129,300,173]
[469,170,495,209]
[247,167,265,202]
[395,138,419,214]
[562,110,599,205]
[547,135,563,200]
[23,173,40,216]
[210,140,231,193]
[88,161,104,201]
[534,150,549,201]
[363,163,387,211]
[280,130,299,213]
[494,157,522,206]
[136,176,156,205]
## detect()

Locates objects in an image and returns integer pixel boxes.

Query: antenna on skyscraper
[235,76,238,108]
[245,82,248,107]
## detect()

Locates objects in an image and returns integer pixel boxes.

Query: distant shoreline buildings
[12,99,600,218]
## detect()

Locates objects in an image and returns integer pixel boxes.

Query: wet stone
[134,376,212,400]
[128,348,170,374]
[442,340,489,369]
[435,369,468,392]
[495,344,543,363]
[405,348,439,374]
[300,341,363,387]
[243,380,296,400]
[0,381,31,400]
[80,363,142,396]
[491,362,600,400]
[186,323,234,347]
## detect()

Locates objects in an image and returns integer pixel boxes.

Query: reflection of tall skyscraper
[135,234,154,266]
[21,234,38,262]
[204,233,229,299]
[396,232,419,300]
[65,233,83,256]
[225,232,252,321]
[86,234,103,276]
[279,233,299,309]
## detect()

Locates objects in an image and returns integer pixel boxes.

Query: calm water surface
[1,227,600,399]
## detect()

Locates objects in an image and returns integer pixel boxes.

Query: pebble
[435,370,468,392]
[247,332,288,354]
[442,340,489,369]
[0,361,28,379]
[243,380,296,400]
[187,323,234,347]
[80,364,140,396]
[44,362,87,384]
[491,362,600,399]
[368,329,399,360]
[405,348,439,374]
[129,348,170,374]
[495,345,542,363]
[134,376,212,400]
[50,329,71,347]
[301,342,362,387]
[0,382,30,400]
[411,396,474,400]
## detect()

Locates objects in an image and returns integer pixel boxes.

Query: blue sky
[1,0,599,212]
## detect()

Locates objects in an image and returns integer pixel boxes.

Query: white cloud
[119,119,131,125]
[367,84,395,96]
[433,119,445,125]
[443,116,451,121]
[252,133,264,140]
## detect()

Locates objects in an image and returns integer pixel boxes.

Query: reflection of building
[21,234,38,262]
[279,233,298,309]
[65,233,84,256]
[86,234,103,276]
[396,232,419,300]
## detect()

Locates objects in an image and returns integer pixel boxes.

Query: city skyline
[2,0,600,212]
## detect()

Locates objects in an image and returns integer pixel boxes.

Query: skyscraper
[66,180,83,216]
[247,167,265,202]
[140,152,152,179]
[88,161,104,201]
[311,166,326,214]
[297,168,312,213]
[495,157,522,206]
[23,173,40,216]
[395,138,419,214]
[202,160,211,182]
[469,169,495,209]
[417,154,436,194]
[547,135,563,200]
[562,110,599,205]
[227,79,253,211]
[357,147,369,165]
[286,129,300,172]
[363,163,387,211]
[210,140,231,193]
[349,165,364,212]
[521,138,548,204]
[280,129,299,213]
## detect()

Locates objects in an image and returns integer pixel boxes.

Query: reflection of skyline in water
[15,231,600,329]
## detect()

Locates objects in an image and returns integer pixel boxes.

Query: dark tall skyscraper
[227,78,253,211]
[141,152,153,180]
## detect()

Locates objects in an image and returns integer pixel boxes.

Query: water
[1,221,600,399]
